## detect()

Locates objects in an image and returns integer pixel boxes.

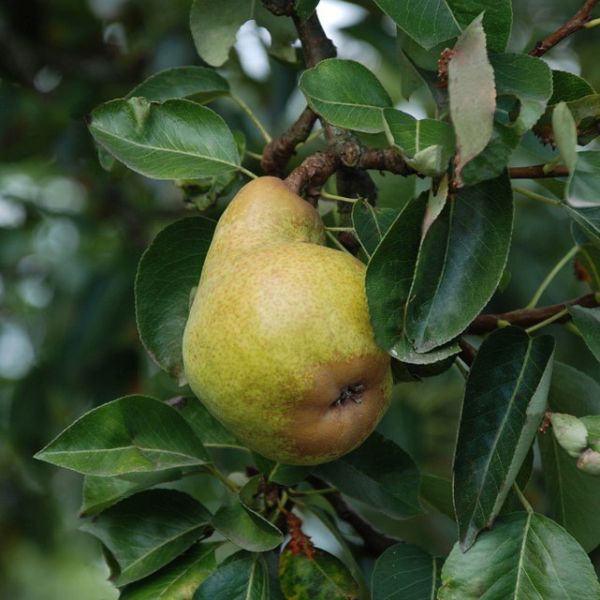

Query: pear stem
[206,465,239,493]
[245,150,263,160]
[325,226,354,232]
[238,166,258,180]
[512,186,562,207]
[525,307,570,333]
[231,94,272,144]
[325,230,353,255]
[320,190,358,204]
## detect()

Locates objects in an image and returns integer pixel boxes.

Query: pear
[182,177,392,465]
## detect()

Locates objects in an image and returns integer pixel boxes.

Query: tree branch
[467,293,599,335]
[508,165,570,179]
[307,477,397,556]
[530,0,600,57]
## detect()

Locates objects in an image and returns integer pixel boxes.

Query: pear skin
[182,177,392,465]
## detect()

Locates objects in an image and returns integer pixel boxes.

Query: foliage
[3,0,600,598]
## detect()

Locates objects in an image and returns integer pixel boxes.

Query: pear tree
[35,1,600,598]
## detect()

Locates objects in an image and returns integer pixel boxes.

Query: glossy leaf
[89,98,241,180]
[80,470,184,516]
[315,432,421,519]
[550,70,595,104]
[195,551,269,600]
[299,59,392,133]
[538,362,600,551]
[566,151,600,207]
[453,327,554,549]
[35,395,209,476]
[135,217,215,381]
[351,200,400,257]
[279,547,359,600]
[449,15,495,180]
[447,0,512,53]
[406,173,513,352]
[373,0,460,49]
[120,543,218,599]
[189,0,252,67]
[372,543,442,600]
[80,489,212,586]
[383,109,455,176]
[169,396,242,449]
[439,512,600,599]
[127,67,230,103]
[570,306,600,362]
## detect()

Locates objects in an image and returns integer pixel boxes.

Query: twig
[530,0,600,57]
[458,339,477,367]
[307,476,397,556]
[508,165,570,179]
[467,293,599,335]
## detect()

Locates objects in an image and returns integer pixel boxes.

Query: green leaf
[449,15,496,180]
[453,327,554,550]
[372,543,442,600]
[576,242,600,291]
[279,547,359,600]
[135,217,215,382]
[373,0,460,49]
[553,101,578,173]
[211,479,283,552]
[169,396,242,449]
[351,200,400,257]
[383,109,455,176]
[294,0,319,22]
[80,489,212,586]
[189,0,252,67]
[127,67,230,104]
[89,98,241,180]
[538,362,600,551]
[447,0,512,53]
[120,543,218,599]
[315,432,421,519]
[299,59,392,133]
[550,70,595,104]
[81,470,184,516]
[195,551,269,600]
[567,205,600,244]
[566,151,600,207]
[252,454,312,486]
[35,395,209,476]
[420,474,454,519]
[406,173,513,352]
[569,306,600,362]
[439,512,600,599]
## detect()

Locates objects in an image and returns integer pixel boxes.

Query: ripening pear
[182,177,392,465]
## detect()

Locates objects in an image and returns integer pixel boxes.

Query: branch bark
[467,293,599,335]
[530,0,600,57]
[307,477,397,556]
[508,165,570,179]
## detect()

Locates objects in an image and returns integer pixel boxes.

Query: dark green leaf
[299,59,392,133]
[372,543,442,600]
[406,173,513,352]
[211,479,283,552]
[420,474,454,519]
[550,70,595,104]
[279,547,359,600]
[575,242,600,291]
[439,512,600,599]
[569,306,600,361]
[169,396,242,449]
[89,98,241,179]
[120,543,218,599]
[80,489,212,586]
[567,205,600,244]
[383,109,455,176]
[190,0,252,67]
[449,15,495,180]
[566,151,600,207]
[447,0,512,53]
[373,0,460,49]
[35,395,209,476]
[315,432,421,519]
[351,201,400,257]
[127,67,230,103]
[195,551,269,600]
[453,327,554,550]
[538,362,600,551]
[252,454,312,486]
[135,218,215,381]
[81,470,184,516]
[294,0,319,22]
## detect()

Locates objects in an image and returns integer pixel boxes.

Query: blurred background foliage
[1,0,599,597]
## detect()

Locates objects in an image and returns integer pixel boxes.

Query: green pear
[182,177,392,465]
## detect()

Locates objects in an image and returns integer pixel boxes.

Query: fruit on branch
[182,177,391,465]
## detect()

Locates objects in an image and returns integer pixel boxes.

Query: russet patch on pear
[182,176,392,465]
